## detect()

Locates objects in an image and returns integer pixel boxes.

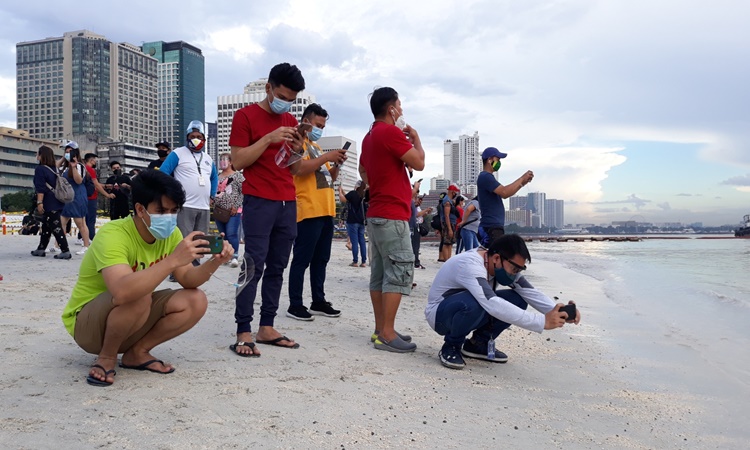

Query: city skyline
[1,1,748,226]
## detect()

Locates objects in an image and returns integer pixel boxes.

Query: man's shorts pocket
[386,251,415,287]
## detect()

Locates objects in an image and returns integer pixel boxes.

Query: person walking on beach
[82,153,115,242]
[31,145,71,259]
[438,185,460,262]
[286,103,347,321]
[476,147,534,246]
[59,144,91,256]
[105,161,132,220]
[338,180,367,267]
[425,234,581,369]
[213,152,244,268]
[61,169,234,386]
[228,62,307,355]
[360,86,425,353]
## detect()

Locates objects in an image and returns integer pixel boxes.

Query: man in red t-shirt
[359,87,426,353]
[228,62,307,356]
[82,153,115,241]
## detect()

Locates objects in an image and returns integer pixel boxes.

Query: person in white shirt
[425,234,581,369]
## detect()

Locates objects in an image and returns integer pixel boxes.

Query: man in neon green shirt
[62,170,234,386]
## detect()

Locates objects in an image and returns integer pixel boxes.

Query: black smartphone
[342,141,352,151]
[417,178,423,183]
[193,234,224,254]
[559,303,577,321]
[297,123,313,134]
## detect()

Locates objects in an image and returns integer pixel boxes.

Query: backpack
[430,214,441,231]
[44,166,75,204]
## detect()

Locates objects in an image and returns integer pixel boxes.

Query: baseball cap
[481,147,507,160]
[155,141,171,149]
[65,141,79,150]
[447,184,460,192]
[186,120,205,136]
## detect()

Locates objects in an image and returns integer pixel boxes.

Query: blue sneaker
[461,338,508,363]
[439,344,465,369]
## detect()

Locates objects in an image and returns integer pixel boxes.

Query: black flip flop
[229,341,261,357]
[119,359,175,374]
[256,335,300,349]
[86,364,116,387]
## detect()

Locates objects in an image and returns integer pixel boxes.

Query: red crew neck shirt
[229,103,298,201]
[86,165,98,200]
[360,121,414,221]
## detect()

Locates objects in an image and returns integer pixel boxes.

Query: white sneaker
[48,246,59,253]
[75,247,88,255]
[75,239,84,246]
[230,258,239,268]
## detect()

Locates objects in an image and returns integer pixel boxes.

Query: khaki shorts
[367,218,415,295]
[441,223,456,245]
[73,289,177,355]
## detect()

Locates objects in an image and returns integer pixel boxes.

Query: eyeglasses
[503,258,527,275]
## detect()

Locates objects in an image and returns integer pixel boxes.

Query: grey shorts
[367,218,415,295]
[73,289,177,355]
[177,207,210,237]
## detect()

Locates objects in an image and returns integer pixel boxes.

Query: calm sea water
[528,236,750,390]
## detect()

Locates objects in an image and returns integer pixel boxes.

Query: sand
[0,232,746,449]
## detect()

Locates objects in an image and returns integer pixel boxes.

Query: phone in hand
[193,234,224,254]
[297,123,313,135]
[342,141,352,151]
[559,303,577,321]
[417,178,423,183]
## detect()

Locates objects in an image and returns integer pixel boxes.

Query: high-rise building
[16,30,157,147]
[443,132,480,196]
[545,199,564,228]
[431,175,450,192]
[526,192,546,226]
[217,79,316,154]
[505,209,532,227]
[316,136,359,193]
[443,140,459,183]
[0,127,60,196]
[509,195,527,210]
[141,41,205,150]
[206,121,218,164]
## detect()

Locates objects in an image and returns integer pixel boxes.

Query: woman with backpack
[31,145,71,259]
[59,145,90,255]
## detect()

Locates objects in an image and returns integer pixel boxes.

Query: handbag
[213,205,232,223]
[418,222,430,237]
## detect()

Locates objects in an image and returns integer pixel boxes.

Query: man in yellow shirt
[62,170,234,386]
[287,104,348,321]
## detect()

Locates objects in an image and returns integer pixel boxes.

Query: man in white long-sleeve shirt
[425,234,581,369]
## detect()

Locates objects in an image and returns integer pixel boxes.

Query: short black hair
[487,234,531,263]
[302,103,329,121]
[110,161,121,168]
[131,169,186,211]
[268,63,305,92]
[369,87,399,117]
[84,153,97,162]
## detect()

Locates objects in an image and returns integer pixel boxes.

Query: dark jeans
[346,222,366,264]
[411,226,421,266]
[434,289,527,347]
[216,214,241,257]
[235,196,297,333]
[80,198,97,240]
[110,200,130,220]
[480,226,505,247]
[37,209,69,252]
[288,216,334,308]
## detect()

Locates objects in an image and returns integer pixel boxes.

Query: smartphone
[297,123,313,134]
[193,234,224,254]
[559,303,577,321]
[342,141,352,151]
[417,178,423,183]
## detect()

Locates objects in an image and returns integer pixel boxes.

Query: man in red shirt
[359,87,426,353]
[82,153,115,241]
[228,63,306,356]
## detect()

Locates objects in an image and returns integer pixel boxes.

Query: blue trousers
[346,222,366,264]
[460,228,479,252]
[79,198,97,240]
[288,216,334,308]
[434,289,528,347]
[216,214,241,257]
[235,196,297,333]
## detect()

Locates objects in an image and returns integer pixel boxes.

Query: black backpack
[430,214,441,231]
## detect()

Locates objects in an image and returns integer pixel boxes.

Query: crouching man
[425,234,580,369]
[61,169,234,386]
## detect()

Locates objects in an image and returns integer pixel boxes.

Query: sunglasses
[503,258,527,274]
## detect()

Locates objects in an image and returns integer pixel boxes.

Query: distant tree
[1,190,34,212]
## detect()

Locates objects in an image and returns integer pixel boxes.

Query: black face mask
[157,150,169,158]
[91,164,97,169]
[114,169,122,175]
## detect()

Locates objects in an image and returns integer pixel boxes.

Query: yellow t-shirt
[294,140,335,222]
[61,216,183,336]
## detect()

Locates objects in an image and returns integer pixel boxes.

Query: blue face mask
[309,126,323,141]
[489,255,517,286]
[269,92,293,114]
[64,153,71,161]
[142,210,178,240]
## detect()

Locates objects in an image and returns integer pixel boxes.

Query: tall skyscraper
[443,140,459,183]
[443,132,480,196]
[545,199,565,228]
[16,30,157,146]
[509,195,527,210]
[526,192,546,227]
[141,41,205,150]
[206,121,218,163]
[217,79,316,153]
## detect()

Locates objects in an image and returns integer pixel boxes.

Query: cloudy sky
[1,0,749,226]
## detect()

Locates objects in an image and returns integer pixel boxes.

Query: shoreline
[0,234,746,448]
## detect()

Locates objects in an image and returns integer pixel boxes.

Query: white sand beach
[0,233,746,449]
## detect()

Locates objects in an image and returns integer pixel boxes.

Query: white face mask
[391,108,407,130]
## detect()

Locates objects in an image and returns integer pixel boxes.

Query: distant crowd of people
[25,62,581,386]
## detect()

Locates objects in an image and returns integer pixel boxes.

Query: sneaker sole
[309,310,341,318]
[373,339,416,353]
[439,353,466,369]
[460,348,508,363]
[285,311,315,321]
